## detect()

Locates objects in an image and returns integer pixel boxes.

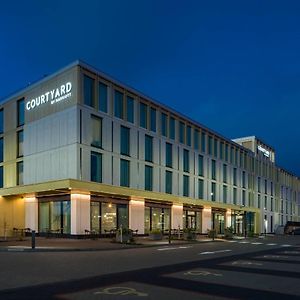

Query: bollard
[31,230,36,249]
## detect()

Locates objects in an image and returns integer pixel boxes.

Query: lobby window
[0,109,3,134]
[0,166,3,188]
[114,90,124,119]
[83,75,94,107]
[145,165,153,191]
[161,113,168,137]
[17,98,25,127]
[233,168,237,186]
[165,170,172,194]
[98,82,108,113]
[150,107,156,132]
[145,135,153,162]
[214,139,218,158]
[17,161,23,185]
[211,159,216,180]
[208,136,213,155]
[211,182,216,201]
[139,102,148,129]
[91,115,102,148]
[186,126,191,146]
[220,142,224,160]
[166,142,173,168]
[198,179,204,199]
[194,129,199,150]
[242,171,246,188]
[179,121,185,144]
[169,117,175,140]
[120,159,130,187]
[201,132,206,153]
[120,126,130,156]
[91,152,102,183]
[223,164,227,183]
[258,177,261,193]
[183,175,189,197]
[127,96,134,123]
[17,131,24,157]
[225,144,229,162]
[183,149,189,173]
[223,185,227,203]
[198,155,204,176]
[233,188,237,205]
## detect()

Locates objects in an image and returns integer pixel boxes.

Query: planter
[149,233,163,240]
[116,232,132,243]
[183,232,196,240]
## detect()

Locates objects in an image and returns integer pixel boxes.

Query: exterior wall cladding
[0,60,299,237]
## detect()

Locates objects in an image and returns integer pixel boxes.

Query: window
[211,182,216,201]
[194,129,199,150]
[140,102,147,128]
[271,197,273,211]
[183,149,189,173]
[201,132,206,153]
[169,117,175,140]
[198,179,204,199]
[242,190,246,206]
[120,126,130,156]
[127,96,134,123]
[183,175,189,197]
[264,196,267,210]
[223,185,227,203]
[271,182,273,196]
[225,144,229,162]
[161,113,168,137]
[220,142,224,160]
[17,131,23,157]
[258,177,261,193]
[145,135,153,162]
[91,152,102,183]
[17,161,23,185]
[230,147,234,164]
[0,138,3,162]
[223,164,227,183]
[179,121,185,143]
[186,126,191,146]
[17,99,25,127]
[211,160,216,180]
[166,143,173,168]
[257,194,260,208]
[120,159,130,187]
[233,168,237,186]
[208,136,213,155]
[214,139,218,157]
[150,108,156,132]
[233,188,237,205]
[98,82,108,113]
[198,155,204,176]
[114,90,124,119]
[83,75,94,107]
[264,179,267,194]
[0,109,3,134]
[145,165,153,191]
[0,166,3,188]
[91,115,102,148]
[165,171,172,194]
[242,171,246,188]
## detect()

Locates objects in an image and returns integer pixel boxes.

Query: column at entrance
[129,197,145,234]
[24,196,38,231]
[71,193,90,235]
[202,207,212,233]
[171,204,183,230]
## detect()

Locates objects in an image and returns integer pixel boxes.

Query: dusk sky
[1,0,300,176]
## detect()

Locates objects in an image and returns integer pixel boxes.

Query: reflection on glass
[91,202,100,232]
[117,204,128,229]
[101,203,116,233]
[39,202,50,232]
[50,201,61,231]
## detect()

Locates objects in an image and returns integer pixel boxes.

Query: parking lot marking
[94,287,148,297]
[184,270,223,277]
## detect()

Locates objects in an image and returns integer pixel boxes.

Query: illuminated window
[91,115,102,148]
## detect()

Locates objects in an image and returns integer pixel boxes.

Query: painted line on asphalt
[281,244,292,247]
[199,249,232,255]
[251,242,263,245]
[157,246,192,251]
[266,243,277,246]
[227,240,237,243]
[239,241,250,244]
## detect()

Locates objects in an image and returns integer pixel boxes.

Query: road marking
[179,246,192,249]
[199,249,232,255]
[281,244,292,247]
[184,270,223,277]
[227,240,237,243]
[266,243,277,246]
[232,260,263,266]
[282,251,300,254]
[94,287,148,297]
[157,247,178,251]
[239,241,250,244]
[157,246,192,251]
[251,242,263,245]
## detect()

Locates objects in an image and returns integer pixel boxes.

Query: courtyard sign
[26,82,72,111]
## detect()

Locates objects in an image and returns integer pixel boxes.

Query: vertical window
[183,175,189,197]
[145,135,153,162]
[208,136,213,155]
[0,109,3,134]
[211,160,216,180]
[198,155,204,176]
[271,197,273,211]
[161,113,168,137]
[220,142,224,160]
[211,182,216,201]
[169,117,175,140]
[139,102,147,128]
[230,147,234,164]
[264,179,267,194]
[233,168,237,186]
[198,179,204,199]
[17,99,25,127]
[83,75,94,107]
[145,165,153,191]
[223,185,227,203]
[127,96,134,123]
[186,126,191,146]
[194,129,199,150]
[258,177,261,193]
[17,131,23,157]
[225,144,229,162]
[271,182,273,196]
[201,132,206,153]
[233,188,237,205]
[91,152,102,183]
[98,82,107,113]
[17,161,23,185]
[165,171,172,194]
[0,166,3,188]
[114,90,124,119]
[214,139,218,157]
[264,196,267,210]
[166,143,173,168]
[183,149,189,173]
[223,164,227,183]
[91,115,102,148]
[120,159,130,187]
[120,126,130,156]
[179,122,185,144]
[242,171,246,188]
[150,108,156,132]
[242,190,246,206]
[0,138,3,162]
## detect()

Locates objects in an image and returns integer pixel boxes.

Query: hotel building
[0,60,299,237]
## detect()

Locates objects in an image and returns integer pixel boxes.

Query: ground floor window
[144,205,171,234]
[39,200,71,234]
[90,201,128,233]
[231,211,244,235]
[183,209,202,232]
[212,210,225,234]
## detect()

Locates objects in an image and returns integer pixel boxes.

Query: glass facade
[17,161,23,185]
[120,126,130,156]
[0,109,3,134]
[169,117,175,140]
[91,152,102,183]
[183,210,201,231]
[91,115,102,148]
[0,138,3,162]
[17,98,25,127]
[165,170,172,194]
[183,149,189,173]
[144,206,171,233]
[127,96,134,123]
[140,102,147,128]
[166,143,172,168]
[183,175,189,197]
[145,135,153,162]
[114,90,124,119]
[145,165,153,191]
[120,159,130,187]
[84,75,94,107]
[98,82,108,113]
[150,107,156,132]
[161,113,168,137]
